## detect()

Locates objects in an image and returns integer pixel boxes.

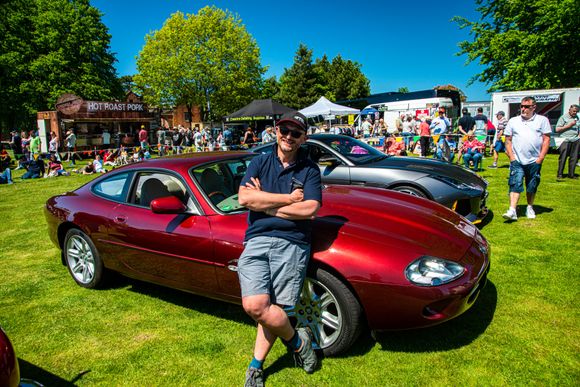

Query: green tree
[277,44,325,109]
[327,55,370,101]
[397,87,409,93]
[0,0,121,131]
[135,7,265,123]
[454,0,580,91]
[260,76,280,100]
[119,75,136,94]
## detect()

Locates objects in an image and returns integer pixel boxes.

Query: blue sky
[91,0,490,101]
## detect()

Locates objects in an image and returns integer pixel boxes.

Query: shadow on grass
[373,280,498,353]
[477,209,494,229]
[516,204,553,215]
[125,279,253,326]
[19,358,80,386]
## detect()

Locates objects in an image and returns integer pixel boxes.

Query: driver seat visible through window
[139,178,170,207]
[200,168,231,205]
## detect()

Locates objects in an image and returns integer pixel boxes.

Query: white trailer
[490,88,580,147]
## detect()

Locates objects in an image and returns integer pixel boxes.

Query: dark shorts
[494,141,505,152]
[238,236,310,307]
[508,160,542,194]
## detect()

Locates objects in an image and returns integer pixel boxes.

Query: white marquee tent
[299,96,360,117]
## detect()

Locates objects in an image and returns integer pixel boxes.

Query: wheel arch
[308,259,367,324]
[387,182,432,200]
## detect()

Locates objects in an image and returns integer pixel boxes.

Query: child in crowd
[461,131,485,171]
[46,154,69,177]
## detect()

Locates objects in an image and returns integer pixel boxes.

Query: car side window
[92,172,130,201]
[132,172,192,209]
[191,157,254,212]
[308,144,335,163]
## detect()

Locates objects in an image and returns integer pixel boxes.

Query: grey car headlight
[432,175,478,191]
[405,256,466,286]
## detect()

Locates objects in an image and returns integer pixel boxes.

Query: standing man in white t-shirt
[502,96,551,221]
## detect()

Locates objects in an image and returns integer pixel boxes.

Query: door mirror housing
[150,196,187,214]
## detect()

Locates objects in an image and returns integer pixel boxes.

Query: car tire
[288,267,363,357]
[392,185,427,198]
[63,229,105,289]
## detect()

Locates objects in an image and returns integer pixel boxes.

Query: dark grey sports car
[252,134,488,223]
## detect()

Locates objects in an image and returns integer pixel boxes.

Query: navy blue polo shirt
[241,145,322,244]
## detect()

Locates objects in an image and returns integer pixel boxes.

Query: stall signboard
[87,101,146,112]
[416,109,429,119]
[502,94,561,103]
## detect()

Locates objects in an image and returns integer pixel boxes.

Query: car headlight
[405,256,465,286]
[431,175,478,191]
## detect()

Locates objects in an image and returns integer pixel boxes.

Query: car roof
[114,151,251,172]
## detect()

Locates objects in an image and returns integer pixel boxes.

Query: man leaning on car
[237,111,322,386]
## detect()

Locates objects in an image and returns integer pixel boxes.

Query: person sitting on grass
[0,167,14,184]
[0,145,11,170]
[21,157,45,179]
[461,131,485,171]
[92,155,107,173]
[46,154,69,177]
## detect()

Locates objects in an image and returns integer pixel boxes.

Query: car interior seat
[139,178,171,207]
[200,168,231,205]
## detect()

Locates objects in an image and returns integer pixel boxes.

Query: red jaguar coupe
[45,152,490,356]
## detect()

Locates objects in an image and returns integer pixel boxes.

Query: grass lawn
[1,153,579,386]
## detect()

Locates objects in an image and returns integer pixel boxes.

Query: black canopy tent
[224,99,293,124]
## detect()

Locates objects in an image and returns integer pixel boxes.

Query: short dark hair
[477,107,483,113]
[522,96,536,104]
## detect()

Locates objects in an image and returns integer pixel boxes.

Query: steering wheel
[208,191,228,203]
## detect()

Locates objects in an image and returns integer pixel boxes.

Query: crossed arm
[238,177,320,220]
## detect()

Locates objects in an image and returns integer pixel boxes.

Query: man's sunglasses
[520,104,535,109]
[278,126,304,138]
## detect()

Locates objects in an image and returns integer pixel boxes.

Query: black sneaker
[293,327,318,374]
[244,367,264,387]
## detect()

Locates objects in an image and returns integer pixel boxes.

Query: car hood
[315,185,479,261]
[362,156,487,189]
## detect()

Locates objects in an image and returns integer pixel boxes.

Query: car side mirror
[319,156,339,166]
[150,196,187,214]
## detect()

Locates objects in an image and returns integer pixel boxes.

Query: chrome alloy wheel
[288,277,343,350]
[66,235,96,285]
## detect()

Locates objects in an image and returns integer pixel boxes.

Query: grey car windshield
[315,136,387,164]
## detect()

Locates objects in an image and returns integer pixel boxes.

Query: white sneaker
[526,206,536,219]
[502,208,517,221]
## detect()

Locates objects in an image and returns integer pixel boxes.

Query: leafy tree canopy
[277,44,370,109]
[0,0,122,130]
[454,0,580,92]
[134,6,265,122]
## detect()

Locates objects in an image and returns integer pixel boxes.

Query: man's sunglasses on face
[278,126,304,138]
[520,104,535,109]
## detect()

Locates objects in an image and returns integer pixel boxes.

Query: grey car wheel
[288,268,363,356]
[393,185,426,198]
[64,229,104,288]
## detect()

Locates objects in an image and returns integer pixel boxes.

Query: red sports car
[45,152,490,356]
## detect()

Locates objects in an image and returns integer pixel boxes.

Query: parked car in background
[45,152,490,356]
[253,134,489,223]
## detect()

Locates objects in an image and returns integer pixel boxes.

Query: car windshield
[315,136,387,164]
[190,155,256,213]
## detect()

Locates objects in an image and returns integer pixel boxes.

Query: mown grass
[1,153,579,386]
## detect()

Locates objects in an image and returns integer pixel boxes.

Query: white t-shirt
[505,114,551,165]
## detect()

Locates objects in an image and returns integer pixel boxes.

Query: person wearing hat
[237,111,322,385]
[9,130,22,161]
[489,111,508,168]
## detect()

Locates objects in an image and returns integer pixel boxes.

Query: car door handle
[114,216,127,224]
